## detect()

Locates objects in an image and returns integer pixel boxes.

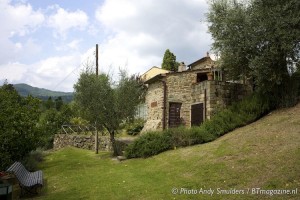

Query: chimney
[206,52,210,57]
[178,62,186,72]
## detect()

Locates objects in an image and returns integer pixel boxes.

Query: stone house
[135,67,171,120]
[141,54,251,132]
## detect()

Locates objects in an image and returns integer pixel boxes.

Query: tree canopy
[74,69,144,155]
[208,0,300,106]
[0,82,75,169]
[0,84,41,170]
[162,49,179,72]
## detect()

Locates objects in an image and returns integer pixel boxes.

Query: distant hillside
[13,83,73,102]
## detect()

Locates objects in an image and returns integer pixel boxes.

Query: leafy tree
[55,96,64,111]
[70,117,89,126]
[249,0,300,105]
[44,96,55,109]
[115,71,146,122]
[207,0,253,82]
[162,49,179,72]
[74,69,144,156]
[0,84,41,170]
[38,104,73,149]
[207,0,300,106]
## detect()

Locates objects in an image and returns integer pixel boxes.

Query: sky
[0,0,213,92]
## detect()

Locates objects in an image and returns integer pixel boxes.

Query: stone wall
[168,77,251,123]
[192,59,214,70]
[142,81,164,132]
[203,81,252,118]
[53,134,112,151]
[167,72,198,126]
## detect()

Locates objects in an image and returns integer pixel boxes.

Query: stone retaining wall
[53,134,112,151]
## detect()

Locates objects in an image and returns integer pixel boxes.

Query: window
[213,70,222,81]
[197,73,208,83]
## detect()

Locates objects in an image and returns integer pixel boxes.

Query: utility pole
[95,122,99,154]
[95,44,99,154]
[96,44,99,76]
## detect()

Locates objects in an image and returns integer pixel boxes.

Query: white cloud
[96,33,161,76]
[23,38,42,55]
[0,54,83,92]
[95,0,212,75]
[0,62,28,82]
[15,42,22,49]
[48,6,89,38]
[0,0,44,64]
[67,39,81,50]
[0,1,88,92]
[55,39,82,51]
[0,0,44,38]
[28,55,82,91]
[0,0,214,92]
[95,0,138,28]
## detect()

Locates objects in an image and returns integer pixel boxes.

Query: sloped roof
[141,66,170,82]
[141,66,170,77]
[187,56,214,69]
[144,73,165,84]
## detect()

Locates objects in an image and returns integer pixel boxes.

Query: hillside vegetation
[32,102,300,200]
[13,83,73,102]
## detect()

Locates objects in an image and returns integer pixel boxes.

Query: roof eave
[144,74,166,84]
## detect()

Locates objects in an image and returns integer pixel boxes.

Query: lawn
[31,103,300,200]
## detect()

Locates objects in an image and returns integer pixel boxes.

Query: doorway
[191,103,204,126]
[169,102,182,128]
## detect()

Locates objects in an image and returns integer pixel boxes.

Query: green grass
[30,103,300,200]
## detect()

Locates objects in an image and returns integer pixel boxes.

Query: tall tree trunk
[109,130,118,156]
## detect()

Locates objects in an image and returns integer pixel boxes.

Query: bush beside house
[125,93,272,158]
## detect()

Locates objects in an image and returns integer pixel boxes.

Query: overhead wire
[53,52,96,91]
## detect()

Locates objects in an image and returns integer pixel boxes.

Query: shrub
[189,126,216,144]
[203,107,248,137]
[281,71,300,107]
[125,119,145,136]
[165,126,193,147]
[47,137,54,149]
[38,136,54,150]
[114,140,130,156]
[70,117,89,126]
[23,148,45,171]
[203,94,272,138]
[0,85,41,171]
[38,108,71,149]
[125,93,272,159]
[232,94,271,122]
[125,132,171,158]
